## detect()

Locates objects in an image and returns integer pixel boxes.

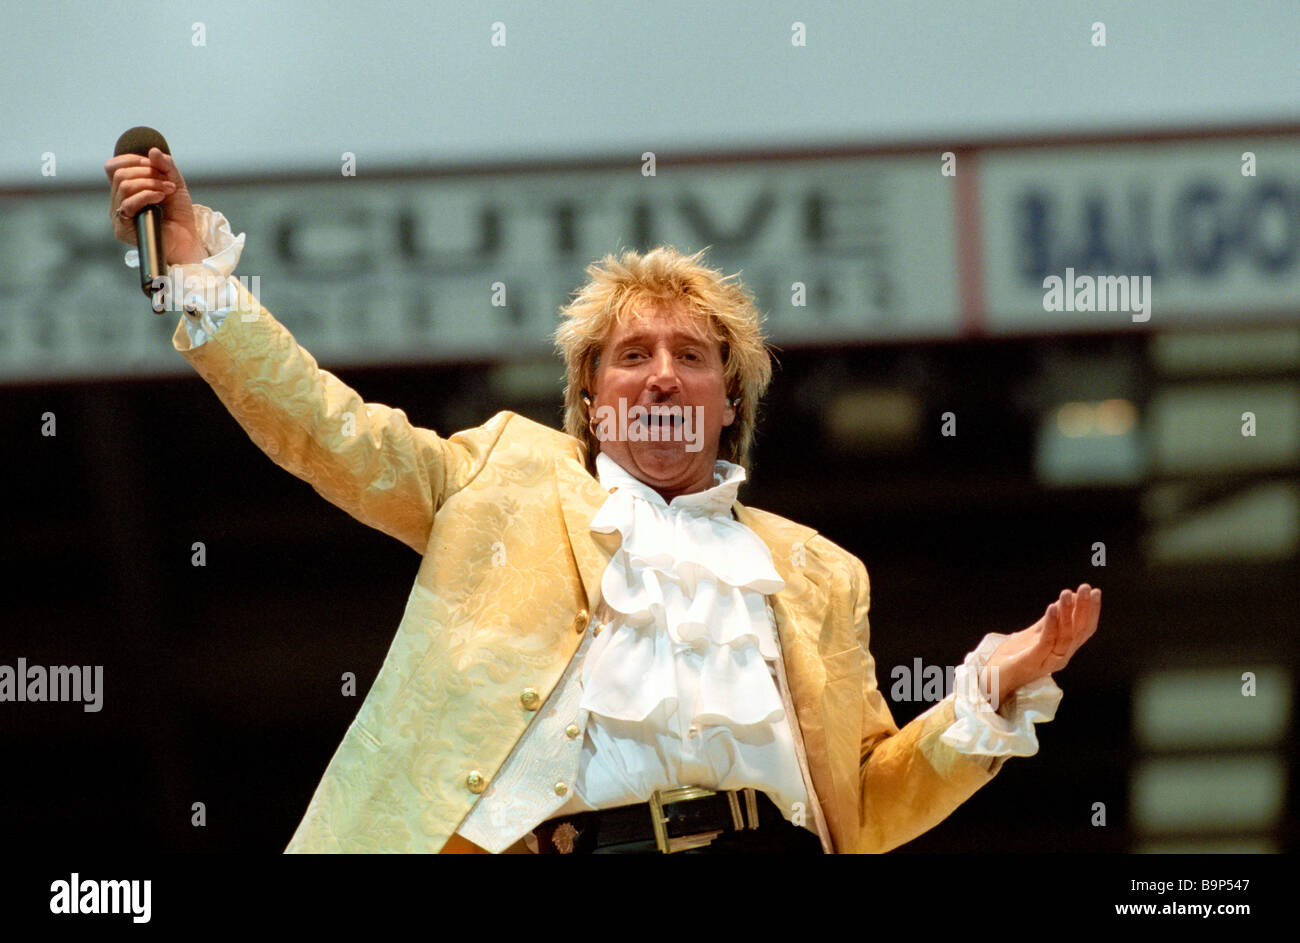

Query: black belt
[532,786,823,854]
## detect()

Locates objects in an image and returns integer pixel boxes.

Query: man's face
[589,304,736,501]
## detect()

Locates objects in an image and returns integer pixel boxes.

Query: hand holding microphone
[105,127,205,311]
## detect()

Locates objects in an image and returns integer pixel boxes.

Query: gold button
[688,724,699,737]
[573,608,590,633]
[565,723,581,739]
[520,688,540,710]
[466,770,486,794]
[554,782,569,796]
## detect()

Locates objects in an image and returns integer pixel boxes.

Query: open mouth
[595,402,702,451]
[642,412,684,428]
[639,408,688,437]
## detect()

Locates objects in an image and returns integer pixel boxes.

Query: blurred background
[1,1,1296,854]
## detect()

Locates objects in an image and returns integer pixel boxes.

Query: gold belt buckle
[648,786,760,853]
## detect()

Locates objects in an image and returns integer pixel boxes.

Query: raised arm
[107,147,505,553]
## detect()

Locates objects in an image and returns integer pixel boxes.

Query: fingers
[118,186,173,219]
[104,154,148,181]
[119,174,176,203]
[111,166,174,202]
[107,156,177,225]
[1046,590,1071,658]
[1070,583,1100,624]
[116,180,177,220]
[1058,588,1076,634]
[103,149,181,179]
[1039,599,1062,661]
[1015,584,1103,684]
[147,147,185,186]
[1073,584,1102,653]
[1051,583,1102,664]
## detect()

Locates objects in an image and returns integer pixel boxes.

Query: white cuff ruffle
[939,632,1063,757]
[123,203,245,276]
[125,204,246,346]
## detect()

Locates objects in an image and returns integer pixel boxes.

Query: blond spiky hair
[554,245,773,474]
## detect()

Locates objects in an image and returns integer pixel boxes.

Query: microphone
[113,126,171,311]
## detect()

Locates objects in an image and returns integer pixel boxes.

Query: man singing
[107,146,1100,854]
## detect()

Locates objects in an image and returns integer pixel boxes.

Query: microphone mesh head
[114,126,171,157]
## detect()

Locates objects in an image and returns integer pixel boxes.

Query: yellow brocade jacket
[171,283,1001,854]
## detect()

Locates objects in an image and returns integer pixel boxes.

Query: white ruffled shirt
[153,205,1066,853]
[572,452,812,811]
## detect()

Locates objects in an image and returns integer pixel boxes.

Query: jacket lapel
[733,501,845,837]
[733,500,826,668]
[552,451,620,614]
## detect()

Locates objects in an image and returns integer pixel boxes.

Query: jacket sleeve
[847,554,1003,853]
[171,278,506,555]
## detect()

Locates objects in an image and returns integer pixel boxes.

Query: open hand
[980,584,1101,710]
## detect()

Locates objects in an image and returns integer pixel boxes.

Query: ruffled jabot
[580,453,788,739]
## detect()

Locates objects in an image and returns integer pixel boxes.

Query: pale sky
[5,0,1298,184]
